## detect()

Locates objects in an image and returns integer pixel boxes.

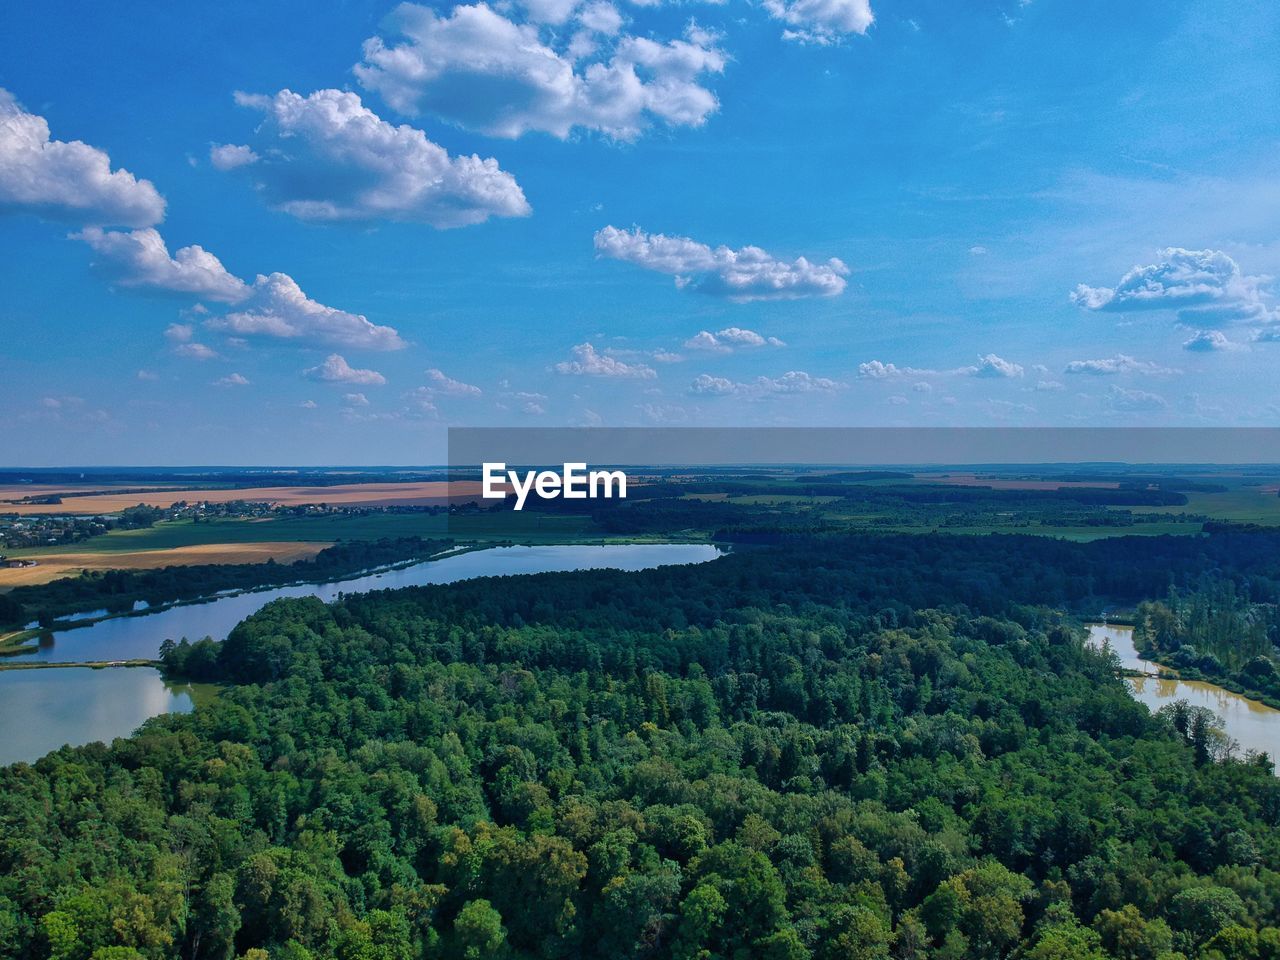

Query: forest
[1,529,1279,960]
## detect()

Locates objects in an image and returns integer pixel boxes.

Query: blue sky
[2,0,1279,464]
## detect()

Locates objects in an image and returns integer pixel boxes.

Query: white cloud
[208,143,259,171]
[554,342,657,378]
[690,370,841,396]
[75,227,250,302]
[300,399,318,409]
[1108,384,1167,411]
[136,369,159,381]
[764,0,874,45]
[683,327,785,352]
[595,225,848,301]
[165,322,219,359]
[857,360,931,379]
[304,353,387,385]
[209,273,405,351]
[1064,354,1177,375]
[689,373,737,395]
[1072,248,1276,326]
[424,368,482,396]
[342,392,370,406]
[214,372,250,387]
[1182,329,1244,352]
[355,4,726,141]
[225,88,529,227]
[174,342,219,360]
[1036,380,1064,391]
[0,88,165,227]
[962,354,1024,378]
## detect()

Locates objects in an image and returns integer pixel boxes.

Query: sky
[2,0,1279,465]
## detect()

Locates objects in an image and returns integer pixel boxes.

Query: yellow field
[0,541,331,586]
[1,481,484,515]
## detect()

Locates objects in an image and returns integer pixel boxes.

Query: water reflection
[1087,623,1279,767]
[0,668,201,767]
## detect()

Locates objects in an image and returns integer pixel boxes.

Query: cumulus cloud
[214,373,250,387]
[175,342,219,360]
[595,225,848,301]
[208,143,259,171]
[74,227,250,302]
[1107,385,1167,412]
[0,88,165,227]
[857,360,932,379]
[71,224,403,352]
[1063,354,1177,375]
[355,4,726,141]
[690,370,841,396]
[164,322,219,360]
[962,354,1024,378]
[225,88,529,227]
[342,392,370,406]
[764,0,874,45]
[1182,329,1244,352]
[209,273,405,351]
[1072,248,1276,326]
[683,327,785,352]
[303,353,387,385]
[555,342,657,378]
[424,368,482,396]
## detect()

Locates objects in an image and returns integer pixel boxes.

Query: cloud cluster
[683,327,785,352]
[1182,329,1244,353]
[79,223,405,351]
[857,360,932,379]
[1107,384,1167,412]
[209,273,406,351]
[0,89,165,227]
[424,368,482,396]
[223,88,530,227]
[1072,248,1275,326]
[1064,354,1176,375]
[555,342,657,378]
[355,4,726,141]
[764,0,874,45]
[595,225,848,301]
[962,354,1024,378]
[303,354,387,385]
[165,322,219,361]
[690,370,841,396]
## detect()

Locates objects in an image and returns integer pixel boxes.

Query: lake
[1087,622,1280,767]
[0,543,723,767]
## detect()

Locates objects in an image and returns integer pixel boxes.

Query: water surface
[0,669,206,767]
[1087,623,1279,766]
[0,543,722,765]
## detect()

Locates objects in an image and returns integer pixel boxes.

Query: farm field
[0,481,480,515]
[0,541,330,586]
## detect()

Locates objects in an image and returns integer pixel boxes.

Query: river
[0,543,724,767]
[1087,623,1280,766]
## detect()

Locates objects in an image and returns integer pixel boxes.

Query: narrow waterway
[1087,623,1280,766]
[0,543,724,766]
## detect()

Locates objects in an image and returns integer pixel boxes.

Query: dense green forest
[0,538,452,632]
[2,531,1280,960]
[1134,586,1280,706]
